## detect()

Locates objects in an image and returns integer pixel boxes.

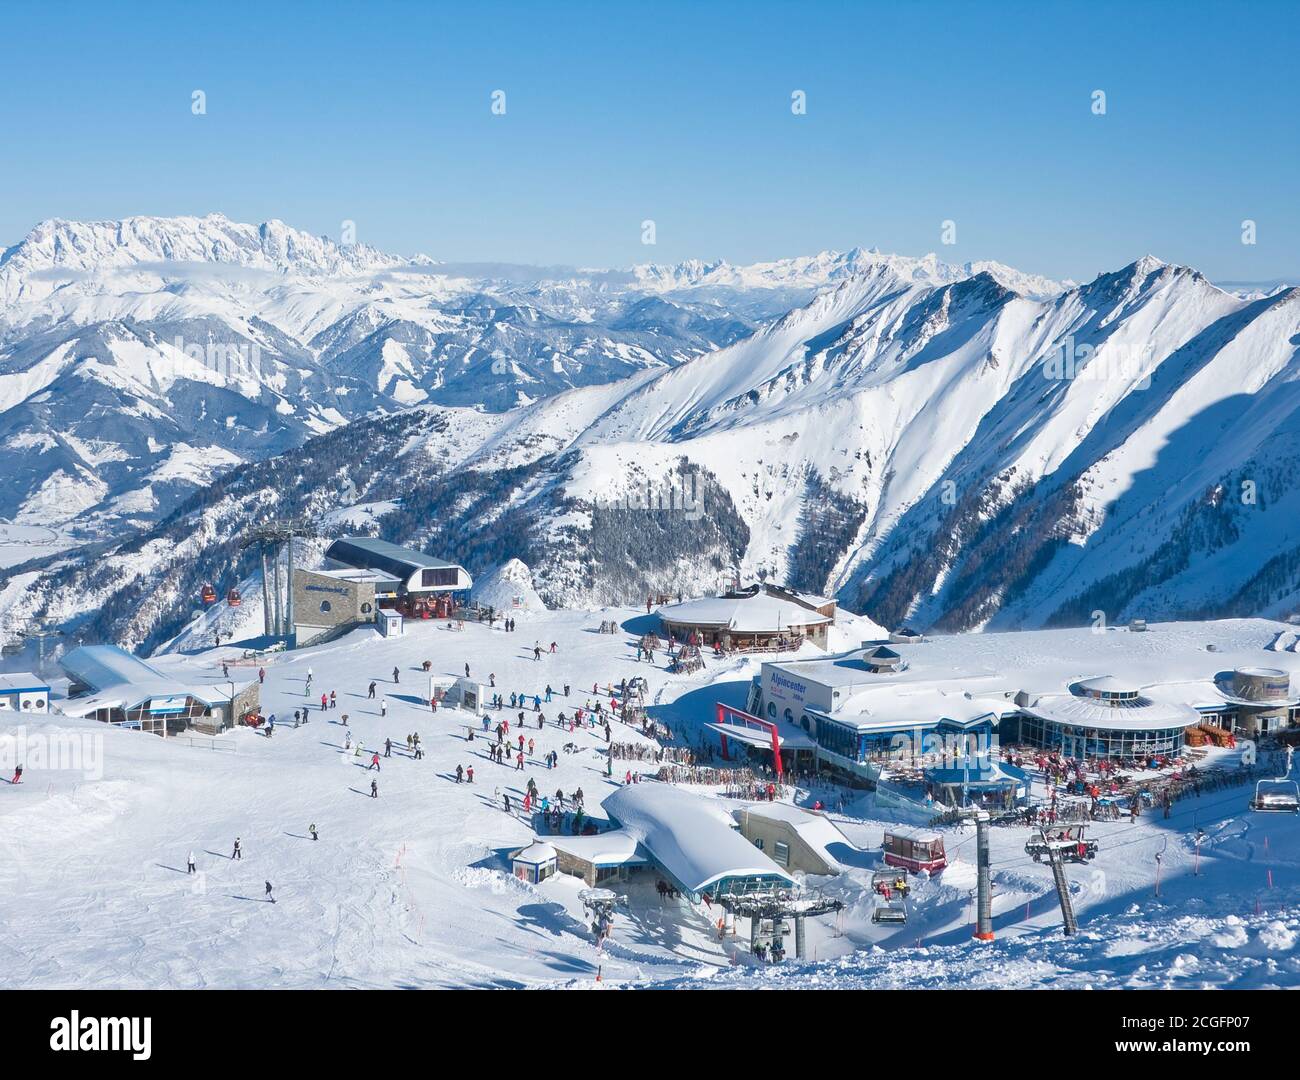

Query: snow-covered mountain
[0,214,770,534]
[7,248,1300,656]
[0,214,1073,541]
[632,246,1070,301]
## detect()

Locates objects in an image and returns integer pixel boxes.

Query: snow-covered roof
[62,644,164,691]
[311,567,402,588]
[735,802,853,870]
[603,784,795,893]
[658,591,831,633]
[1025,692,1200,732]
[546,831,648,866]
[884,826,941,843]
[1075,675,1137,695]
[831,688,1011,731]
[770,619,1300,725]
[0,671,48,693]
[58,644,251,717]
[511,841,558,864]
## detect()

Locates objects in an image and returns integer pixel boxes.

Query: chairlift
[1251,748,1299,813]
[1025,823,1098,864]
[1251,779,1300,813]
[871,897,908,925]
[871,869,911,898]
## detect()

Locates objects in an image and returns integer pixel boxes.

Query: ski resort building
[59,645,260,736]
[547,830,650,887]
[740,620,1300,783]
[323,537,472,619]
[290,567,393,646]
[0,671,49,714]
[657,583,837,651]
[600,784,796,899]
[733,802,853,876]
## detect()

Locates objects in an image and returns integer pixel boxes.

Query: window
[753,838,764,850]
[767,702,777,719]
[420,567,459,588]
[773,842,790,867]
[320,601,332,613]
[361,602,372,614]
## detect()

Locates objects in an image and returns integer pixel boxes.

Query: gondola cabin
[882,829,946,873]
[200,584,217,606]
[227,587,242,607]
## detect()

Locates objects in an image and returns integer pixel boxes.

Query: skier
[320,692,328,712]
[533,644,542,661]
[368,681,377,699]
[489,673,496,687]
[380,696,388,718]
[258,666,266,685]
[465,662,471,678]
[466,765,474,784]
[370,752,381,771]
[232,837,242,860]
[265,881,275,903]
[309,823,318,841]
[549,641,557,654]
[370,779,379,798]
[221,660,229,678]
[455,764,464,783]
[341,713,347,727]
[392,666,400,684]
[187,850,197,874]
[10,764,23,784]
[329,690,337,709]
[384,737,392,758]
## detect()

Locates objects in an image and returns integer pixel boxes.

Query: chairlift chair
[871,897,908,925]
[1251,748,1299,813]
[1251,779,1300,813]
[871,869,911,898]
[1025,823,1098,864]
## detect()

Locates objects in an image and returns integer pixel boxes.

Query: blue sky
[1,0,1296,282]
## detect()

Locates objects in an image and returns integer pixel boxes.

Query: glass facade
[1018,712,1185,758]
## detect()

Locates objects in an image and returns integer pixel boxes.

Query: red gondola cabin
[227,588,242,607]
[200,584,217,606]
[882,829,946,873]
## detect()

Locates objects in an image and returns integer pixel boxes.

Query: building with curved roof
[1021,677,1201,759]
[657,583,836,651]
